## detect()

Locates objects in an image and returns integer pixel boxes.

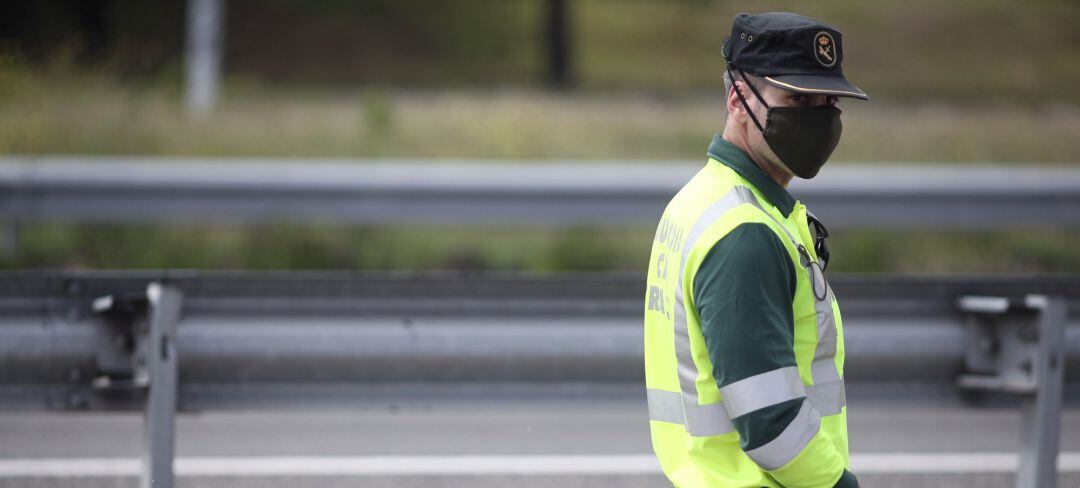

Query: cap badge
[813,31,837,68]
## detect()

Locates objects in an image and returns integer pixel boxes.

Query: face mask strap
[727,66,766,133]
[738,69,770,110]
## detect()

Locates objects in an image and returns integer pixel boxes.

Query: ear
[726,80,747,123]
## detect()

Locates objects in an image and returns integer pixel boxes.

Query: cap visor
[762,74,869,100]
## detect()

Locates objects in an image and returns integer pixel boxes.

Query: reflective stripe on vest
[720,365,804,419]
[652,185,845,438]
[745,399,820,470]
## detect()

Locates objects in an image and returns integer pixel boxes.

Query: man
[643,12,868,488]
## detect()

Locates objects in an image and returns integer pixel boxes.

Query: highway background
[3,0,1080,273]
[2,1,1080,487]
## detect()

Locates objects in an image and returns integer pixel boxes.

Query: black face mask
[730,69,842,179]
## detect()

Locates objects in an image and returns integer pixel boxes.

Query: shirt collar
[706,134,797,218]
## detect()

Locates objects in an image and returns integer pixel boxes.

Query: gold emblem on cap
[813,31,837,68]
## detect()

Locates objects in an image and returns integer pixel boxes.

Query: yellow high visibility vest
[644,156,850,487]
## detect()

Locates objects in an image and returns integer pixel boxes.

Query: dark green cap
[722,12,868,100]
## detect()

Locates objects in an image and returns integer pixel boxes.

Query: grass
[5,223,1080,274]
[1,67,1078,162]
[0,224,648,272]
[575,0,1080,104]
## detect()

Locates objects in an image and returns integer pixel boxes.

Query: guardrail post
[185,0,225,115]
[143,283,182,488]
[92,282,183,488]
[956,294,1066,488]
[1016,296,1066,488]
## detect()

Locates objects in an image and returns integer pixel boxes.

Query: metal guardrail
[2,158,1079,229]
[2,270,1077,488]
[2,270,1078,410]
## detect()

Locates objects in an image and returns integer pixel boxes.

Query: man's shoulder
[664,159,745,216]
[699,223,792,276]
[693,222,797,306]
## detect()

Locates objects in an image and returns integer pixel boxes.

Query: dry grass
[1,69,1078,163]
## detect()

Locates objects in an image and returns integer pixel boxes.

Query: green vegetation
[1,224,648,272]
[6,223,1080,274]
[2,68,1078,162]
[21,0,1078,102]
[576,0,1080,103]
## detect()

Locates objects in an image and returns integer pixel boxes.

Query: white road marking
[850,452,1080,473]
[0,453,1077,477]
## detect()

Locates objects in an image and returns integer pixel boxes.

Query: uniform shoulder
[693,223,796,306]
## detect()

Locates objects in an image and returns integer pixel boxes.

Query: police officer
[644,12,867,487]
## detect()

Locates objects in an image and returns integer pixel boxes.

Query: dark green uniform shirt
[695,136,858,488]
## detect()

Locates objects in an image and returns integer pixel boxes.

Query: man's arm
[694,223,857,488]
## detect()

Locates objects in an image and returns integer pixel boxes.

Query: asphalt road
[1,397,1078,488]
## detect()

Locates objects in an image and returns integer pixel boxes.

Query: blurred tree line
[3,0,1079,102]
[0,0,566,86]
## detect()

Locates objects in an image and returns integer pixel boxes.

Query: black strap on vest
[806,210,831,272]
